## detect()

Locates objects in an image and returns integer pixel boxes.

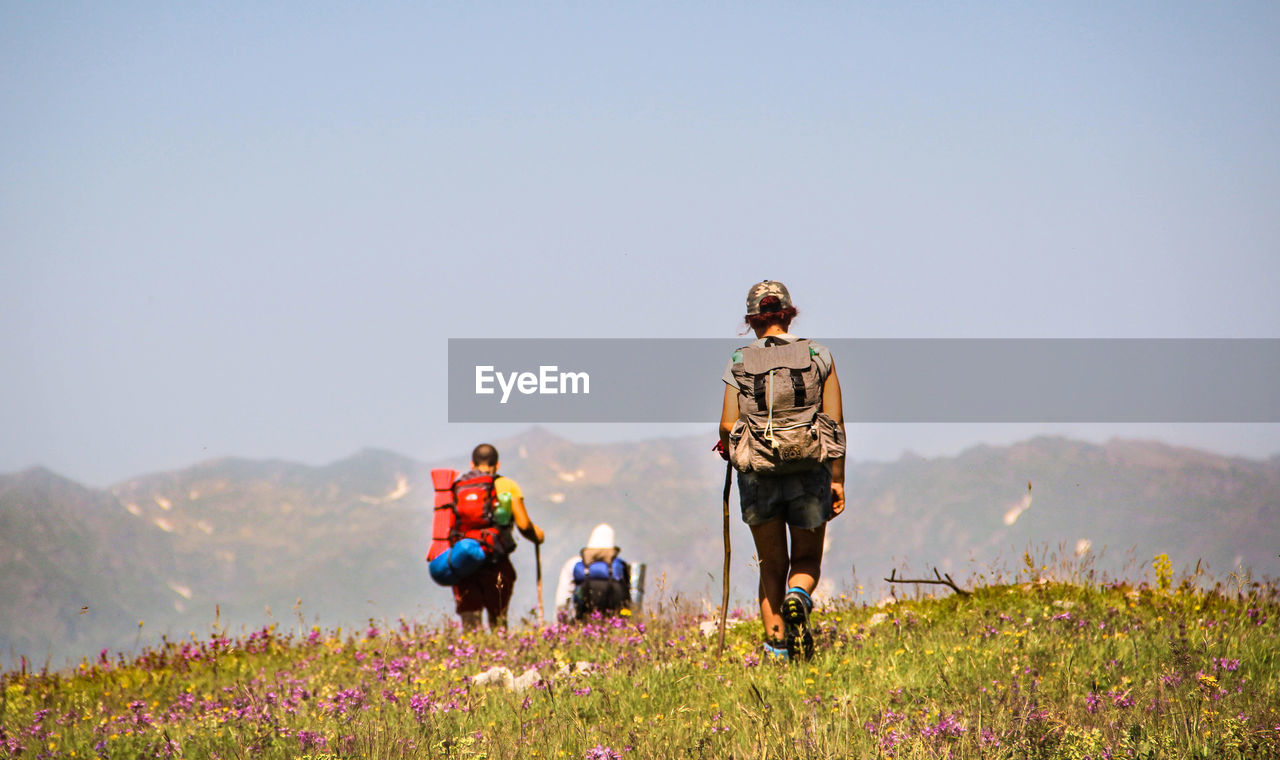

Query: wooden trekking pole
[535,542,545,624]
[718,459,732,659]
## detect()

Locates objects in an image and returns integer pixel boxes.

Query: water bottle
[493,491,513,526]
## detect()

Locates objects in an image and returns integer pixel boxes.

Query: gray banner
[448,339,1280,423]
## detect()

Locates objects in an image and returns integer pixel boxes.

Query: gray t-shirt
[722,333,834,390]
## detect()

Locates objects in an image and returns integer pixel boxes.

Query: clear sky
[3,2,1278,486]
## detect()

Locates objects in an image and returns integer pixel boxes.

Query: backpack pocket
[731,409,845,474]
[814,411,846,462]
[731,408,826,474]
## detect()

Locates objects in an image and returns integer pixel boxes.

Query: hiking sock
[781,587,814,660]
[762,637,790,661]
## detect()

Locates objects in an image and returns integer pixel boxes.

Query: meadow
[2,557,1278,759]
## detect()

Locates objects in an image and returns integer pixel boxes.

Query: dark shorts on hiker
[737,466,833,530]
[453,555,516,619]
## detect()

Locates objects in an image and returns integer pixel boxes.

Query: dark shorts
[453,555,516,618]
[738,466,833,530]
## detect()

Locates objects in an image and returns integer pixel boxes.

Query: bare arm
[823,363,847,516]
[511,494,544,543]
[719,383,739,451]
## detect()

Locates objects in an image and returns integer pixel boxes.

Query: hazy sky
[3,3,1278,486]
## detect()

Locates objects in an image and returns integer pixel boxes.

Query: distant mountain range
[3,429,1278,665]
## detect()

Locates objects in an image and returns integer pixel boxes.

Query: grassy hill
[2,570,1277,759]
[4,430,1279,667]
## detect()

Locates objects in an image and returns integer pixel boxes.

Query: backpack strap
[752,374,767,411]
[790,368,806,407]
[482,473,499,523]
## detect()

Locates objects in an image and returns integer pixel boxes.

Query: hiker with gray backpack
[717,281,846,660]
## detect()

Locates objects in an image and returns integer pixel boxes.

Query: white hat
[585,523,616,550]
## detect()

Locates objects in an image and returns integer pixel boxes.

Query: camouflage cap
[745,280,794,315]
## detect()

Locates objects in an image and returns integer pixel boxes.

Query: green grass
[2,576,1278,759]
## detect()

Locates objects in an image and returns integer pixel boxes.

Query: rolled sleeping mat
[428,538,487,585]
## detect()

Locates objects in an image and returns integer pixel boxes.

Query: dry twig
[883,567,971,596]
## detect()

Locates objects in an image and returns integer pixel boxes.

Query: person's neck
[474,464,497,474]
[753,325,789,340]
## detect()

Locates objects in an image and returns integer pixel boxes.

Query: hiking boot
[781,587,814,660]
[762,637,790,662]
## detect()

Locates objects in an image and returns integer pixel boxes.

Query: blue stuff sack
[428,538,487,585]
[573,558,626,583]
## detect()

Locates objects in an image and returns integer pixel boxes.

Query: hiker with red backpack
[428,443,545,631]
[717,281,846,660]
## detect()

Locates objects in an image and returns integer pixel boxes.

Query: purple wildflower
[879,728,903,753]
[584,745,621,760]
[920,712,966,739]
[294,726,325,747]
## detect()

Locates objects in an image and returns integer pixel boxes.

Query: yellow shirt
[492,474,538,540]
[494,475,522,501]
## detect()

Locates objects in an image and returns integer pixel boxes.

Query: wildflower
[408,693,432,722]
[708,710,728,733]
[879,728,903,753]
[573,687,592,697]
[1152,553,1173,591]
[1212,657,1241,672]
[1085,691,1100,713]
[920,712,966,739]
[584,746,621,760]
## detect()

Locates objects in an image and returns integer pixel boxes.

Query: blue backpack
[573,558,627,584]
[572,558,630,618]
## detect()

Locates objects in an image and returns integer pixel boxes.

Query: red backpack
[428,469,515,561]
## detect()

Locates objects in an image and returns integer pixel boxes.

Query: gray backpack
[728,338,846,473]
